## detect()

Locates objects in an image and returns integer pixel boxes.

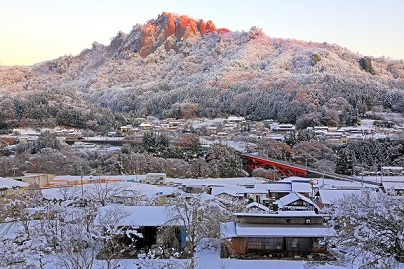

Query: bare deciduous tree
[165,194,230,268]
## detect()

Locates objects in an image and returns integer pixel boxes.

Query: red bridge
[244,154,307,178]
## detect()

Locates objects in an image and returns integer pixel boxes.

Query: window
[0,188,7,197]
[286,238,311,252]
[247,237,284,251]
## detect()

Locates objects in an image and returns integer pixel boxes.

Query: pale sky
[1,0,403,66]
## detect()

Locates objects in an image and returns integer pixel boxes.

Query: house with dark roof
[221,211,334,259]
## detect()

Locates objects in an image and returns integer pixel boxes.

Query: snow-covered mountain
[1,12,403,125]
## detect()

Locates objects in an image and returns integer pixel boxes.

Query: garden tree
[285,129,316,146]
[335,147,358,175]
[0,140,11,156]
[0,190,51,269]
[173,133,203,159]
[189,157,212,178]
[335,139,404,174]
[291,140,334,167]
[23,148,92,176]
[127,152,147,175]
[0,155,23,177]
[100,152,126,175]
[52,207,98,269]
[142,131,170,155]
[85,181,125,206]
[161,158,191,178]
[0,113,9,131]
[257,138,291,160]
[0,234,45,269]
[144,155,192,177]
[165,194,232,268]
[327,191,404,268]
[315,159,336,174]
[108,152,138,175]
[93,205,136,269]
[205,144,245,178]
[251,167,278,180]
[296,129,317,142]
[17,130,62,154]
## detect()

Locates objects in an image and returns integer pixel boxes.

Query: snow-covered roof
[41,182,178,200]
[314,177,379,189]
[317,189,363,205]
[0,177,29,189]
[210,186,246,197]
[52,175,143,182]
[381,166,403,171]
[291,181,311,193]
[168,177,265,187]
[246,202,269,212]
[94,205,179,227]
[243,185,271,194]
[279,177,311,183]
[221,222,334,238]
[382,181,404,190]
[361,175,403,183]
[235,211,321,218]
[211,183,294,197]
[227,116,245,122]
[276,192,319,210]
[261,183,292,192]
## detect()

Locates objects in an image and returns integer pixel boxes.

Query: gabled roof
[246,202,269,212]
[211,186,245,197]
[276,192,320,210]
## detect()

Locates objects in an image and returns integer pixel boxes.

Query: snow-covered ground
[31,239,348,269]
[108,239,347,269]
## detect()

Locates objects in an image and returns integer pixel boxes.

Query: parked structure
[141,173,167,185]
[0,177,29,199]
[94,205,185,257]
[16,173,55,188]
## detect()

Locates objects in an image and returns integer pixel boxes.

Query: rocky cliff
[117,12,217,58]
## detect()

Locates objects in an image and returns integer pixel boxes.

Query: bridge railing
[244,153,355,181]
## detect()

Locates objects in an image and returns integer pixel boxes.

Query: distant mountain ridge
[0,12,403,127]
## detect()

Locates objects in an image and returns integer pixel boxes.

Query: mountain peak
[156,12,216,35]
[125,12,218,57]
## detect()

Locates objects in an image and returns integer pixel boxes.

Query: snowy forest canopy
[0,23,404,129]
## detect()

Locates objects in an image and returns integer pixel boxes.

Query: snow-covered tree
[93,205,136,269]
[327,191,404,268]
[165,194,231,268]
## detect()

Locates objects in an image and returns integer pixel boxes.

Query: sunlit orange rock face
[135,12,217,57]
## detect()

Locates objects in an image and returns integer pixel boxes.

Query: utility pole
[11,166,17,180]
[380,166,383,184]
[81,174,84,199]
